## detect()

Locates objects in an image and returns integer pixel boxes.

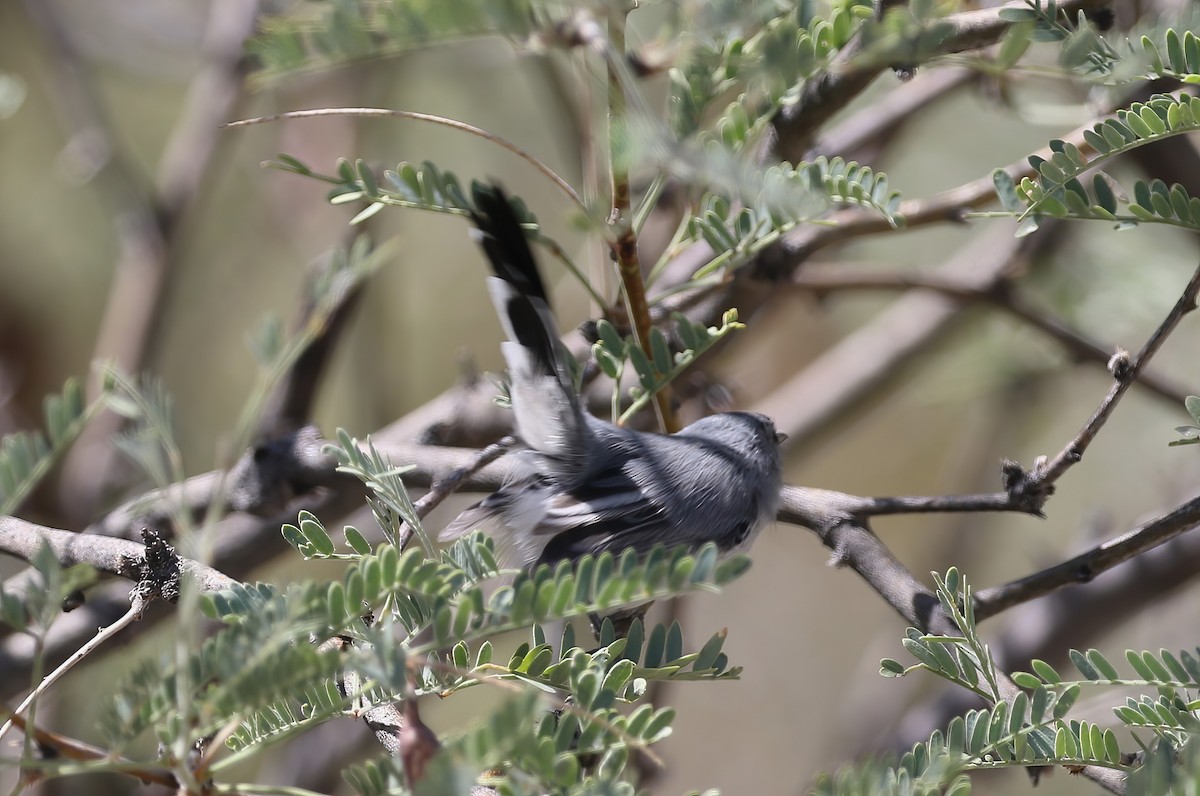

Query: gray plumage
[440,185,784,572]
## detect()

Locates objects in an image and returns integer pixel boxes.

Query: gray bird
[440,185,784,580]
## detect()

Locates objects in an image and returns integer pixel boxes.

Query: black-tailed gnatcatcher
[439,185,784,575]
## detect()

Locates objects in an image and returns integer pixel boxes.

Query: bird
[439,184,784,587]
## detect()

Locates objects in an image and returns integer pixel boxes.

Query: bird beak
[774,431,788,445]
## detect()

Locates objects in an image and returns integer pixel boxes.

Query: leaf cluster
[0,378,98,515]
[993,93,1200,235]
[675,157,902,281]
[670,3,864,144]
[996,0,1119,74]
[846,568,1200,793]
[80,443,753,793]
[591,310,744,424]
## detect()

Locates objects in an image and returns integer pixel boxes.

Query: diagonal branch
[32,0,262,522]
[974,492,1200,620]
[769,0,1110,160]
[1040,262,1200,483]
[753,222,1038,444]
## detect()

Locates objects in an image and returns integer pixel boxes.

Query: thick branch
[770,0,1109,159]
[0,516,236,594]
[778,486,952,633]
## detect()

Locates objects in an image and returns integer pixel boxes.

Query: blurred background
[2,0,1200,794]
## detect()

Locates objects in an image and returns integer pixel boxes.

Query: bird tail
[469,184,590,474]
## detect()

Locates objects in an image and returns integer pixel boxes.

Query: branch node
[1000,458,1054,515]
[1075,562,1095,584]
[824,524,853,568]
[1107,347,1133,381]
[124,529,183,609]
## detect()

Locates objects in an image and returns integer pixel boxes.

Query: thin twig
[0,602,142,744]
[0,712,178,788]
[400,435,517,548]
[223,108,586,214]
[1033,262,1200,487]
[856,492,1023,516]
[601,6,678,433]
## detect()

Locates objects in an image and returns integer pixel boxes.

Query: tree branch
[32,0,262,522]
[753,222,1039,444]
[791,265,1191,406]
[769,0,1110,159]
[0,517,237,593]
[965,259,1200,519]
[974,491,1200,620]
[1031,262,1200,487]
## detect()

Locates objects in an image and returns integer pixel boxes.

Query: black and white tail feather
[440,184,784,577]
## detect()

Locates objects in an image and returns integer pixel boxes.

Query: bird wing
[531,467,676,566]
[470,185,590,480]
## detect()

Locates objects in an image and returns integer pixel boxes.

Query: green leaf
[350,202,386,225]
[1031,659,1062,684]
[344,525,373,556]
[1086,649,1120,681]
[997,22,1033,68]
[1054,684,1080,718]
[1011,671,1041,689]
[650,328,672,376]
[694,629,727,671]
[1069,649,1100,680]
[993,169,1022,213]
[1185,395,1200,425]
[997,7,1040,21]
